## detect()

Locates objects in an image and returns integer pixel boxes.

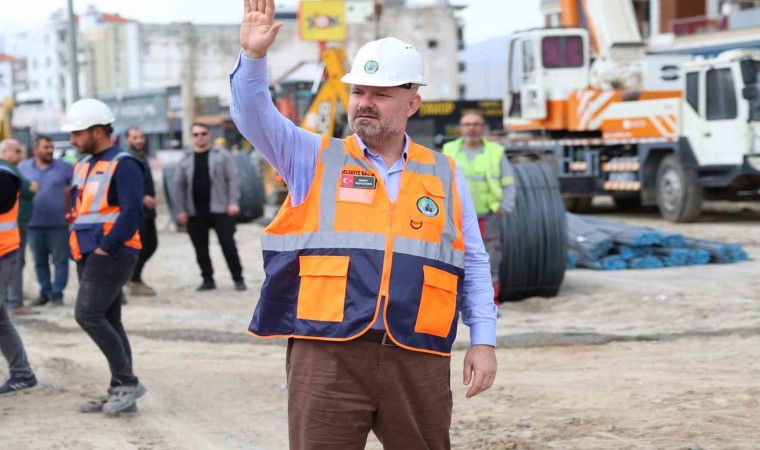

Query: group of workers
[1,0,516,447]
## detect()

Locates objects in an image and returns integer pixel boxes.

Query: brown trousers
[286,337,452,450]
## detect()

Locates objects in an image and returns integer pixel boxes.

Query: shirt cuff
[469,319,497,347]
[230,51,268,80]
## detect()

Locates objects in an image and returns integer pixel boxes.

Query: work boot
[28,295,49,307]
[102,382,146,415]
[196,280,216,291]
[0,375,38,395]
[129,281,157,297]
[11,305,39,316]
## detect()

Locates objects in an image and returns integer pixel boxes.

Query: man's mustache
[352,108,379,119]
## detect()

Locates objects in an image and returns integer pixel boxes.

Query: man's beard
[78,138,97,154]
[40,154,53,164]
[348,108,404,145]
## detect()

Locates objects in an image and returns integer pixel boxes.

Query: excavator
[261,47,350,205]
[503,0,760,222]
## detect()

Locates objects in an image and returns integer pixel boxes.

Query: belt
[357,329,397,347]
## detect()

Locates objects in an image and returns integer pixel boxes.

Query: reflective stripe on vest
[251,135,466,356]
[0,165,20,257]
[73,154,129,225]
[69,152,141,260]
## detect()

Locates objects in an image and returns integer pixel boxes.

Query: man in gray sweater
[174,123,246,291]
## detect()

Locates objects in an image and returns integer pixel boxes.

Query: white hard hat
[341,37,427,87]
[61,98,116,132]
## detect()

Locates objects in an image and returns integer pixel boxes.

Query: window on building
[458,61,466,72]
[686,72,700,114]
[706,68,737,120]
[542,35,584,69]
[458,84,466,99]
[428,39,438,49]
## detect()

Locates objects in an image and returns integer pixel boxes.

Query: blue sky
[0,0,542,51]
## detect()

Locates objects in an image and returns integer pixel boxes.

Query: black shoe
[196,280,216,291]
[234,280,247,291]
[0,375,38,395]
[48,296,64,307]
[29,296,49,307]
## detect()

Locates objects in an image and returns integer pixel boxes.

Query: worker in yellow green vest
[443,111,516,304]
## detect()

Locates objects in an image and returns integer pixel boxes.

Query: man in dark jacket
[0,161,38,394]
[124,127,158,297]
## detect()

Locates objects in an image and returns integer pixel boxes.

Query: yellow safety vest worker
[443,138,508,216]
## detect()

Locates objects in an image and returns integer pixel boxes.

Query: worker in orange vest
[0,162,38,395]
[231,1,497,448]
[64,99,147,415]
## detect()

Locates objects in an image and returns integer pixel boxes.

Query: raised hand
[241,0,284,59]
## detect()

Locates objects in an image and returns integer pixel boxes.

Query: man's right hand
[177,212,188,226]
[241,0,284,59]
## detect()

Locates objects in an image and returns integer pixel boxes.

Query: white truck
[502,0,760,222]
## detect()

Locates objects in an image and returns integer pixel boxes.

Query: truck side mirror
[742,86,757,100]
[739,59,757,85]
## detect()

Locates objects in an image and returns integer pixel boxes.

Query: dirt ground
[2,193,760,450]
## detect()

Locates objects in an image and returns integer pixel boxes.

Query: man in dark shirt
[174,123,245,291]
[64,98,146,414]
[124,127,158,297]
[0,166,38,394]
[0,139,39,315]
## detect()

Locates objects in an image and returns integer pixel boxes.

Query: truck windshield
[751,61,760,121]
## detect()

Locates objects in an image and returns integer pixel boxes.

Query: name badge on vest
[338,170,377,205]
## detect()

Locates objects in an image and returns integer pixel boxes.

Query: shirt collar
[354,133,409,162]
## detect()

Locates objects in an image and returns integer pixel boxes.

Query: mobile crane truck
[503,0,760,222]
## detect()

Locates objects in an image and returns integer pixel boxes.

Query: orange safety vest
[0,165,21,258]
[69,152,142,260]
[248,136,466,356]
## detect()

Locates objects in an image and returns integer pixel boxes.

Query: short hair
[190,122,210,132]
[126,126,144,137]
[90,124,114,136]
[34,135,53,148]
[460,110,485,123]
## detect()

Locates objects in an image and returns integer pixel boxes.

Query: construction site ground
[2,195,759,450]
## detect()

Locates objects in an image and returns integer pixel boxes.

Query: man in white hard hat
[63,98,147,415]
[232,1,496,448]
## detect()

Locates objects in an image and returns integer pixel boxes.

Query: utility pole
[66,0,80,103]
[180,23,196,148]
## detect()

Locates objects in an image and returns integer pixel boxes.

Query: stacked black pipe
[499,163,567,302]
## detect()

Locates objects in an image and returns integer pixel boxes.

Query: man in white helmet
[232,1,496,448]
[63,98,147,415]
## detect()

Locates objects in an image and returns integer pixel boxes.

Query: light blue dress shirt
[230,53,496,346]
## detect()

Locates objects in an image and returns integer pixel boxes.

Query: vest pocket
[415,265,458,337]
[296,255,350,322]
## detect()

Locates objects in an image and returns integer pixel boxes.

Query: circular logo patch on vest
[364,60,379,74]
[416,197,439,217]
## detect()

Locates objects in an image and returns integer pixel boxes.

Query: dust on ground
[2,196,760,449]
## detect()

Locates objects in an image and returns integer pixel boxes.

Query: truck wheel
[656,154,702,222]
[563,196,593,213]
[235,153,265,223]
[612,195,642,209]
